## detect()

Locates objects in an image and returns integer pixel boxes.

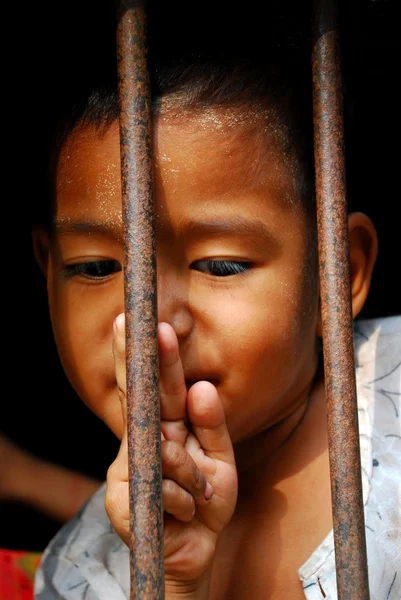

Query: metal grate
[116,0,370,597]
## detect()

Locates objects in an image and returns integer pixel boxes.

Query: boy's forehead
[55,111,299,223]
[154,104,294,190]
[56,123,122,225]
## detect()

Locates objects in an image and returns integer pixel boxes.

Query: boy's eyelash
[191,260,251,277]
[62,259,250,281]
[63,260,122,280]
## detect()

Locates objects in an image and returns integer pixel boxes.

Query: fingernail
[204,481,213,500]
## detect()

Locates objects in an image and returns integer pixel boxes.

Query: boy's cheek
[51,311,123,437]
[92,396,125,440]
[68,361,124,440]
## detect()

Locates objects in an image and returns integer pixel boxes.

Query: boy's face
[44,110,320,444]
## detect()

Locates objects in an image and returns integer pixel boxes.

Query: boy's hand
[105,314,238,595]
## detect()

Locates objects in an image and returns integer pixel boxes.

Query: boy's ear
[316,212,378,337]
[347,212,378,319]
[32,227,50,278]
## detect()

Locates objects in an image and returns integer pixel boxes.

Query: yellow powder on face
[95,162,123,239]
[55,126,124,237]
[56,102,303,233]
[159,97,266,128]
[153,100,302,213]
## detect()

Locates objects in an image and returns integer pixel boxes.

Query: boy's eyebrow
[175,216,274,240]
[53,219,121,238]
[53,216,274,243]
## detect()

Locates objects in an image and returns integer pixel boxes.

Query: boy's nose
[156,273,194,340]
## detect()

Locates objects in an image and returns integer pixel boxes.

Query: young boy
[32,5,400,599]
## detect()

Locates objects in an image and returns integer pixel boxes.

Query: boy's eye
[191,260,251,277]
[63,260,122,281]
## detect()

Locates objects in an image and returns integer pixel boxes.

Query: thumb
[105,427,130,546]
[187,381,235,467]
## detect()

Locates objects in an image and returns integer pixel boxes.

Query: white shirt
[35,316,401,599]
[299,316,400,599]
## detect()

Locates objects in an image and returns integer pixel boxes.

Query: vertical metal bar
[312,0,370,598]
[116,1,164,598]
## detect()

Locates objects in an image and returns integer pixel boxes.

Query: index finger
[113,313,127,427]
[158,322,187,422]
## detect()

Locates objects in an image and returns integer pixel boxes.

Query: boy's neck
[211,377,331,599]
[233,375,325,484]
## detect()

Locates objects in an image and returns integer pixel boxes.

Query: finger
[187,382,235,466]
[162,479,195,522]
[107,425,128,484]
[158,322,187,422]
[105,431,130,546]
[113,313,127,421]
[162,440,211,505]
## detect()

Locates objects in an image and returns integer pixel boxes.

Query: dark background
[2,0,399,551]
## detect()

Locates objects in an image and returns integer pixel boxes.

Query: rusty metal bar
[116,1,164,598]
[312,0,370,598]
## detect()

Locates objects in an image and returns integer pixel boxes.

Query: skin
[34,109,377,599]
[0,434,101,522]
